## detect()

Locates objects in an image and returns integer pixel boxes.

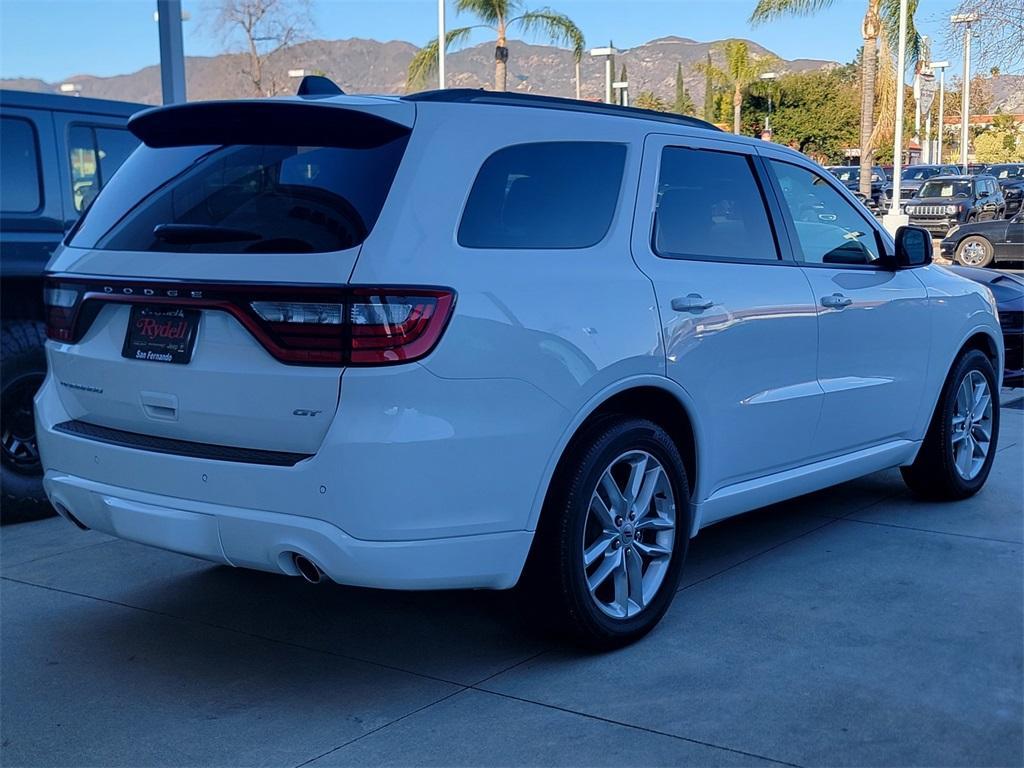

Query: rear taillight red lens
[43,277,455,367]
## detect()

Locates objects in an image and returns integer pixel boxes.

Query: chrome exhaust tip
[293,553,323,584]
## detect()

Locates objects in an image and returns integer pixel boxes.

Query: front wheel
[901,349,999,500]
[955,236,995,268]
[524,418,691,649]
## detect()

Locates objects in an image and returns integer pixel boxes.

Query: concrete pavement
[2,405,1022,767]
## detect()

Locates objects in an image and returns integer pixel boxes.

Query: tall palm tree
[407,0,584,93]
[697,41,775,135]
[750,0,919,197]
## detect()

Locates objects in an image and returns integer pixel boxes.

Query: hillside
[0,34,834,108]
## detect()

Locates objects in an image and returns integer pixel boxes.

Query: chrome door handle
[821,293,853,308]
[671,294,714,313]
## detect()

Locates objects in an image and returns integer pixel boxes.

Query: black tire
[955,235,995,268]
[1,320,51,523]
[523,417,691,650]
[901,349,1000,501]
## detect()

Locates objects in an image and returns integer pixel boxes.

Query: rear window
[1,117,42,213]
[458,141,626,249]
[70,137,408,253]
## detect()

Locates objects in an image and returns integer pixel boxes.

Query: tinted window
[770,160,881,266]
[654,147,777,262]
[96,128,139,185]
[1,117,42,213]
[458,142,625,249]
[69,125,141,212]
[70,137,408,253]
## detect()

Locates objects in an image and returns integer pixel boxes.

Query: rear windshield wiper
[153,223,263,244]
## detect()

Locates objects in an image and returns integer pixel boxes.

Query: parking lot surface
[2,400,1022,767]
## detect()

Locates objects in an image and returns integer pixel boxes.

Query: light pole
[155,0,188,104]
[759,71,778,136]
[951,12,980,172]
[928,60,949,164]
[438,0,446,89]
[883,0,910,234]
[590,45,618,104]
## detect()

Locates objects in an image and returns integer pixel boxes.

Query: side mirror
[894,225,932,268]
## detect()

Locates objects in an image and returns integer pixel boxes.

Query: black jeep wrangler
[1,90,143,519]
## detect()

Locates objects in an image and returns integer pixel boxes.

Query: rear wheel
[901,349,999,500]
[524,417,691,649]
[955,236,994,268]
[1,321,51,522]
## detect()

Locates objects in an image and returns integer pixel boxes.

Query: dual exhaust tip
[292,553,325,585]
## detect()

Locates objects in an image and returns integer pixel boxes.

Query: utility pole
[155,0,187,104]
[438,0,446,89]
[928,61,949,164]
[883,0,910,234]
[951,13,980,172]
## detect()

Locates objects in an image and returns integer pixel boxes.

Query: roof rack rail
[403,89,721,132]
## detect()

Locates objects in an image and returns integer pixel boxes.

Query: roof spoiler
[127,99,410,150]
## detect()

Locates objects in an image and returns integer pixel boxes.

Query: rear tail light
[43,277,455,367]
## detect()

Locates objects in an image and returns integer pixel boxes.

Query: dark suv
[826,165,887,213]
[1,89,143,517]
[882,164,961,210]
[905,175,1006,237]
[986,163,1024,218]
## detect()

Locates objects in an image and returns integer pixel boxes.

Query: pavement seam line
[467,687,804,768]
[293,688,469,768]
[0,575,469,690]
[1,537,119,571]
[835,515,1023,545]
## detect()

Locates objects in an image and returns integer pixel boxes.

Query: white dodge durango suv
[37,84,1004,647]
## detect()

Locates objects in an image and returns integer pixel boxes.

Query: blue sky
[0,0,967,83]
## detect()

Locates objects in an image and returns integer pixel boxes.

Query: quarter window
[1,117,42,213]
[769,160,881,267]
[458,142,626,249]
[653,146,778,262]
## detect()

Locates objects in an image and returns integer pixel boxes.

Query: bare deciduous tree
[210,0,314,96]
[945,0,1024,73]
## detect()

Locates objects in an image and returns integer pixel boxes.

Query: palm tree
[750,0,919,198]
[697,41,775,135]
[407,0,584,93]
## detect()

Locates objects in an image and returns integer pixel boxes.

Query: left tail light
[43,277,455,367]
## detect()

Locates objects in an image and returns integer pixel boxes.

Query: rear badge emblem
[293,409,322,417]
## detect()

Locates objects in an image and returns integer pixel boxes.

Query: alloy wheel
[958,239,989,266]
[1,373,44,474]
[582,450,676,619]
[951,370,993,481]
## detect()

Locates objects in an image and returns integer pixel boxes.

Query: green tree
[751,0,920,197]
[619,63,627,85]
[674,63,695,115]
[697,40,775,135]
[702,52,715,120]
[974,113,1024,163]
[407,0,584,92]
[634,91,669,112]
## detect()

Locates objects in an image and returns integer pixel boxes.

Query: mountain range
[3,35,1020,115]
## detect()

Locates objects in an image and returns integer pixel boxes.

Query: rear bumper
[35,356,569,589]
[44,471,532,589]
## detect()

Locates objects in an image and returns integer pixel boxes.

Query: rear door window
[1,116,42,213]
[68,125,140,212]
[458,141,626,249]
[70,138,408,253]
[653,146,779,262]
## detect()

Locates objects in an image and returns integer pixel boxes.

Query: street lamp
[759,72,778,135]
[928,60,950,164]
[612,80,629,107]
[951,12,980,173]
[590,45,618,104]
[883,0,911,234]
